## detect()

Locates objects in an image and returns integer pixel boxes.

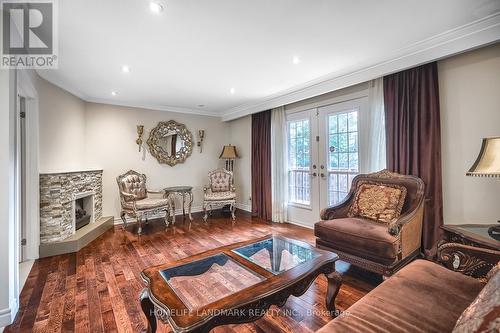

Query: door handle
[320,173,326,178]
[310,172,317,177]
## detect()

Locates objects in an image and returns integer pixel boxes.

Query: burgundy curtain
[384,62,443,258]
[251,110,272,221]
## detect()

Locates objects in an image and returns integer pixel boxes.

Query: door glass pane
[327,110,359,206]
[287,119,311,205]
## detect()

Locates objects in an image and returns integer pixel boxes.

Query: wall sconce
[136,125,144,152]
[197,129,205,153]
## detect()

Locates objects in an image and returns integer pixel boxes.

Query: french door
[287,98,367,227]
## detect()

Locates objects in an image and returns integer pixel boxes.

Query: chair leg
[164,210,170,227]
[137,217,143,235]
[203,204,208,222]
[121,211,128,229]
[230,203,236,221]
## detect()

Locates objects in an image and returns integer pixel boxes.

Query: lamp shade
[466,137,500,177]
[219,145,239,159]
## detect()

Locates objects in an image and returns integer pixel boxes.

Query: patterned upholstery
[122,197,171,210]
[348,181,407,224]
[204,191,236,201]
[203,169,236,221]
[209,170,231,192]
[453,262,500,333]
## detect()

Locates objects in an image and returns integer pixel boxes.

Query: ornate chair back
[116,170,148,203]
[208,169,233,192]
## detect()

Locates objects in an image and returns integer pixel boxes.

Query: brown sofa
[317,249,500,333]
[315,170,425,277]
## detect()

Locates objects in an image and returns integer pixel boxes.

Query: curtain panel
[271,106,288,223]
[251,110,272,221]
[384,61,443,258]
[366,78,386,172]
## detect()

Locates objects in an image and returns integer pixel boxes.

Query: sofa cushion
[122,197,170,210]
[315,217,398,265]
[317,260,484,333]
[204,191,236,201]
[453,262,500,333]
[348,181,407,223]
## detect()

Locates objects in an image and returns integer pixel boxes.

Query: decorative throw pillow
[348,181,407,224]
[452,263,500,333]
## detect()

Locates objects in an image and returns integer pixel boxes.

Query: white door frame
[286,109,320,228]
[16,70,40,261]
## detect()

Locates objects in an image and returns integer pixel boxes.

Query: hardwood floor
[5,211,381,333]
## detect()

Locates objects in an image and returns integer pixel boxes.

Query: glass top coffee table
[140,235,340,333]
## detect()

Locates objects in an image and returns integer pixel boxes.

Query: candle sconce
[136,125,144,152]
[197,129,205,153]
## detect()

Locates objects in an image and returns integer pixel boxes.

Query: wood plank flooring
[5,211,381,333]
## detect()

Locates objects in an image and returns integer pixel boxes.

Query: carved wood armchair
[117,170,171,234]
[315,170,425,277]
[203,169,236,222]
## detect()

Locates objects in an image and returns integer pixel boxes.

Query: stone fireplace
[40,170,103,243]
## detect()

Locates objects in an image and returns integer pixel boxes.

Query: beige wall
[34,43,500,226]
[84,103,230,218]
[36,77,87,173]
[438,43,500,225]
[228,115,252,210]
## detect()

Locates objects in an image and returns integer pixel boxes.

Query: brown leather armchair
[315,170,425,277]
[117,170,171,234]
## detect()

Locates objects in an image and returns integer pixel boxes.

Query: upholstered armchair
[203,169,236,222]
[315,170,425,277]
[117,170,171,234]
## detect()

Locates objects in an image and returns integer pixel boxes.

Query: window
[327,110,359,205]
[287,119,311,205]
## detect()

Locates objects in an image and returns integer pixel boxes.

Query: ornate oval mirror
[147,120,193,166]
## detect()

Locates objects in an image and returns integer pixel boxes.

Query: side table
[164,186,194,223]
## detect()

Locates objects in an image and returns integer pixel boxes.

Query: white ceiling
[37,0,500,119]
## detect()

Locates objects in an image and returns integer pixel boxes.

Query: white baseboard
[235,203,251,212]
[113,203,252,225]
[113,206,204,224]
[286,218,314,230]
[0,298,18,328]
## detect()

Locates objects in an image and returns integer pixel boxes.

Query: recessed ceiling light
[198,104,205,107]
[229,88,235,95]
[121,65,130,73]
[292,56,300,64]
[149,1,164,13]
[111,91,118,96]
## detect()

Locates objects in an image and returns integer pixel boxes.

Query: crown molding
[85,97,221,117]
[36,72,221,117]
[221,12,500,121]
[36,70,89,100]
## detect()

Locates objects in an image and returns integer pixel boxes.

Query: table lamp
[466,136,500,239]
[219,145,239,172]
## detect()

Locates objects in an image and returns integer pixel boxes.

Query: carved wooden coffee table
[140,235,341,333]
